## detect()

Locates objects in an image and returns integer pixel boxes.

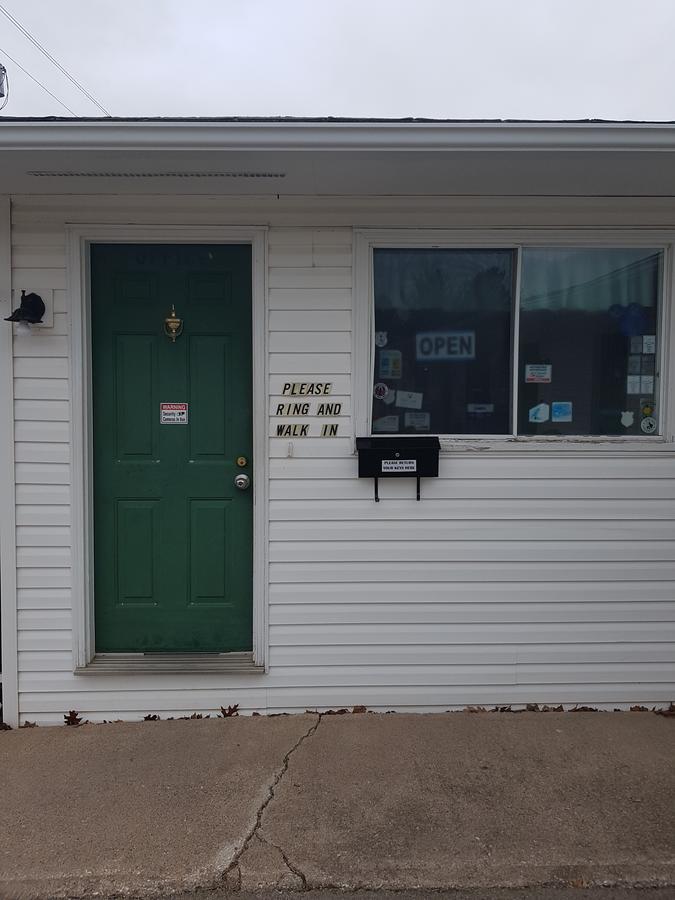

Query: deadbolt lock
[236,456,248,467]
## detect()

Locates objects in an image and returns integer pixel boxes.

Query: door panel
[91,243,253,653]
[188,335,231,458]
[189,499,232,606]
[115,500,159,605]
[114,334,157,458]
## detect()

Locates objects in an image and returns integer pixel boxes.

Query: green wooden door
[91,244,253,653]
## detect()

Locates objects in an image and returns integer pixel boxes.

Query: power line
[0,45,77,115]
[0,3,111,116]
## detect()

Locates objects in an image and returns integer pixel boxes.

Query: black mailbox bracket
[355,436,441,501]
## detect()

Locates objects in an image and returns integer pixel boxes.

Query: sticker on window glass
[374,331,388,348]
[524,364,552,383]
[640,375,654,394]
[551,401,573,423]
[626,375,642,395]
[160,402,188,424]
[641,416,657,434]
[373,415,399,432]
[627,355,642,375]
[373,382,390,401]
[379,350,402,379]
[528,402,550,423]
[615,303,647,337]
[630,335,643,354]
[641,356,655,375]
[643,335,656,354]
[395,390,423,410]
[620,411,634,428]
[467,403,494,416]
[404,411,430,431]
[415,331,475,361]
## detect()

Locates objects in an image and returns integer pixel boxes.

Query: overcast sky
[1,0,674,121]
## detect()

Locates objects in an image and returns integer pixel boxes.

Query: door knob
[234,473,250,490]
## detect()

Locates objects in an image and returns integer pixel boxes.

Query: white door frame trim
[0,196,18,726]
[66,224,269,671]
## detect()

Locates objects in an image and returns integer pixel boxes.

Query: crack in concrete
[220,713,321,887]
[257,831,308,889]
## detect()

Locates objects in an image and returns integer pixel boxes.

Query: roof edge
[3,119,675,152]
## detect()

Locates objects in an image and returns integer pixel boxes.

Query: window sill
[75,652,264,675]
[437,437,675,456]
[358,434,675,456]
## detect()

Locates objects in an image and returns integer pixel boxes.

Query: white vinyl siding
[11,218,73,721]
[6,196,675,724]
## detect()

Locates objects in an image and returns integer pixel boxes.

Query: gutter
[2,120,675,152]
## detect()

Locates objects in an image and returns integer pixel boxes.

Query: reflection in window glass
[372,249,515,435]
[518,248,662,436]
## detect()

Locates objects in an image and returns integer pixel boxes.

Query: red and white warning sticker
[160,402,188,424]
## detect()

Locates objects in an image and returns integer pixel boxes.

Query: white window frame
[353,228,675,453]
[67,225,269,674]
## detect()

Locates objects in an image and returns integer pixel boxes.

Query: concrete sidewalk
[0,711,673,897]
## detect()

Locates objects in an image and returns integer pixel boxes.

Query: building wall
[7,195,675,723]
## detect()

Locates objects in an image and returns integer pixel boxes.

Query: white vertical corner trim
[0,196,18,726]
[66,224,269,670]
[67,230,92,668]
[251,229,270,670]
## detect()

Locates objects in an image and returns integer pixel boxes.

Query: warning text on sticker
[160,402,188,424]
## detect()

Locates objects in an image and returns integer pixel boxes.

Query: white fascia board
[3,121,675,152]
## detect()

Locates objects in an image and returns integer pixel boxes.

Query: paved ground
[0,711,673,898]
[180,893,675,900]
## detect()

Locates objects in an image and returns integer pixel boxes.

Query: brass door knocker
[164,304,183,342]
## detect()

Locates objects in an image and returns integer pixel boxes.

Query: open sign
[416,331,475,361]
